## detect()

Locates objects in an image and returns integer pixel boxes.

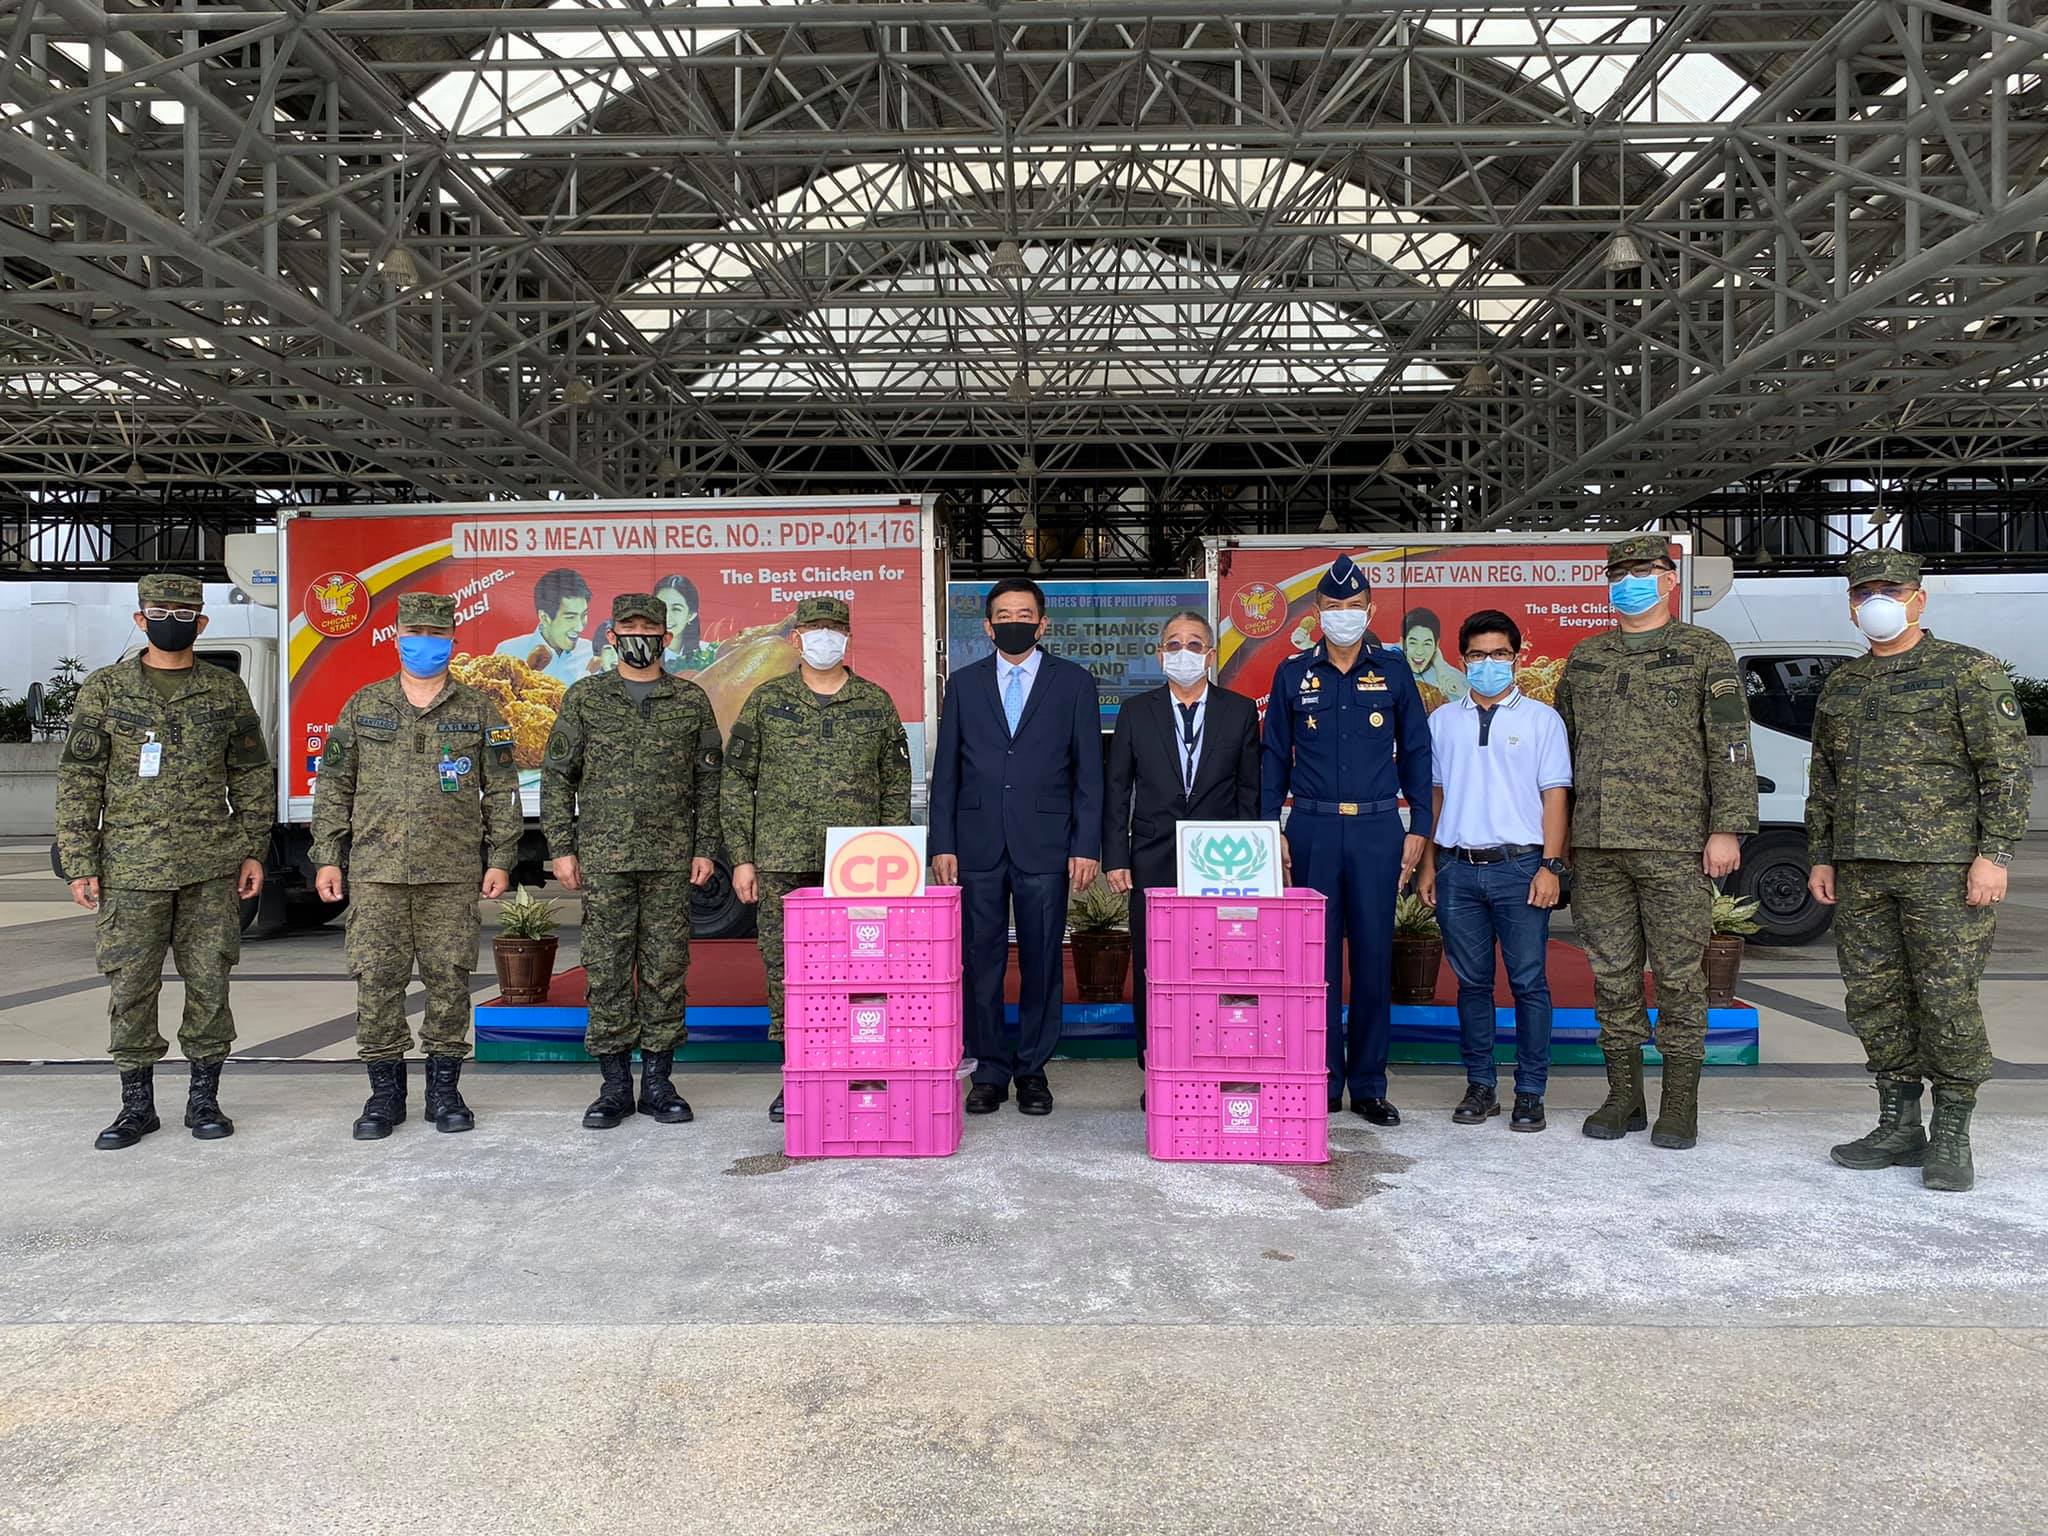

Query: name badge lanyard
[1179,706,1202,796]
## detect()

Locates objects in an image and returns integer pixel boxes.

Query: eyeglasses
[142,606,199,622]
[1463,647,1517,663]
[1160,638,1209,655]
[1852,584,1918,602]
[1604,561,1668,580]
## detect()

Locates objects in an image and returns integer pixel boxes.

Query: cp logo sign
[827,830,923,897]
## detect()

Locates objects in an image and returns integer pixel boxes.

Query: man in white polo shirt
[1418,609,1573,1132]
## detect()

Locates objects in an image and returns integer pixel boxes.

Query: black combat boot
[94,1067,160,1151]
[1582,1047,1647,1139]
[184,1059,234,1140]
[1922,1087,1976,1193]
[1830,1077,1927,1170]
[424,1055,475,1133]
[352,1060,407,1140]
[582,1053,635,1130]
[636,1049,694,1124]
[1651,1057,1702,1150]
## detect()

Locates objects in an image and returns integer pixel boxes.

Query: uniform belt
[1293,797,1400,817]
[1437,842,1542,864]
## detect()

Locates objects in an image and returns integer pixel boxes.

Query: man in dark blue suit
[930,577,1104,1116]
[1263,554,1434,1125]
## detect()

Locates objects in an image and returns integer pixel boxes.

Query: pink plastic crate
[1144,982,1326,1074]
[781,888,962,986]
[1143,889,1327,987]
[1144,1069,1329,1164]
[782,1066,963,1158]
[781,981,963,1071]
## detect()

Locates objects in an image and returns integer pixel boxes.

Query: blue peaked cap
[1318,553,1369,598]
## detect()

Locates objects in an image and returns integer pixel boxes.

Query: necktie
[1178,701,1201,794]
[1004,665,1025,736]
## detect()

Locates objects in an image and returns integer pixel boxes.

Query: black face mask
[990,621,1040,658]
[144,616,200,653]
[614,633,663,670]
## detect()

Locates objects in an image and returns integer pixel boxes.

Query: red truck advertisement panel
[285,500,931,812]
[1214,537,1682,717]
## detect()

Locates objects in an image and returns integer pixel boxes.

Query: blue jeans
[1437,853,1554,1096]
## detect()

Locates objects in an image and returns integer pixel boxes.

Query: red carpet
[504,937,1630,1010]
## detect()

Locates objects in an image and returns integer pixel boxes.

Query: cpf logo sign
[825,825,929,898]
[1176,820,1284,898]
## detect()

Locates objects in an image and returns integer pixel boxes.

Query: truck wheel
[691,859,756,941]
[1731,830,1833,947]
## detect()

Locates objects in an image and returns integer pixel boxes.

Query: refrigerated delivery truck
[56,496,943,937]
[1202,533,2045,945]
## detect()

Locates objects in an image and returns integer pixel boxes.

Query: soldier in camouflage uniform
[1808,550,2031,1192]
[1555,534,1759,1150]
[723,596,914,1122]
[56,572,271,1150]
[541,592,723,1130]
[310,591,521,1139]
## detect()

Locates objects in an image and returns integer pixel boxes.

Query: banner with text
[285,501,930,809]
[1213,540,1677,719]
[946,578,1210,726]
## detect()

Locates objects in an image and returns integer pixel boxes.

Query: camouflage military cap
[137,572,203,606]
[795,596,851,627]
[1317,554,1369,598]
[395,591,457,628]
[1605,533,1675,568]
[611,592,666,627]
[1843,549,1922,588]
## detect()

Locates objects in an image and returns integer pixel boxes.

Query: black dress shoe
[768,1090,785,1124]
[1328,1095,1343,1114]
[965,1083,1006,1115]
[1015,1075,1053,1116]
[1353,1097,1400,1127]
[1511,1093,1547,1132]
[1453,1083,1501,1125]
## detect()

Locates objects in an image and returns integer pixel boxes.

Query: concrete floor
[5,842,2048,1532]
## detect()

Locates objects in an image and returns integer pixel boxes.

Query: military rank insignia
[1358,671,1388,691]
[487,725,514,747]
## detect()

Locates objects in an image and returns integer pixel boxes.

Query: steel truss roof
[0,0,2043,554]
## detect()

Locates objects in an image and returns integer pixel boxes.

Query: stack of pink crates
[1143,888,1330,1163]
[779,887,964,1158]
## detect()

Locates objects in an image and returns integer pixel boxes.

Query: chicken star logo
[304,571,368,638]
[1234,581,1287,639]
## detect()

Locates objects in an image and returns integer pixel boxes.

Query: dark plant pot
[1391,934,1444,1006]
[493,935,558,1005]
[1069,929,1132,1003]
[1703,934,1745,1007]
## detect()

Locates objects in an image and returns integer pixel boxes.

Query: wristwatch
[1985,850,2013,867]
[1541,857,1570,877]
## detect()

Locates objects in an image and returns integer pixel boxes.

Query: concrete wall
[0,743,61,838]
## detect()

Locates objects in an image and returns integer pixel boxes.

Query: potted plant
[493,885,560,1005]
[1391,891,1444,1006]
[1067,881,1132,1004]
[1703,892,1760,1007]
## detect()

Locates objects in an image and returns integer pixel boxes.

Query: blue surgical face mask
[398,634,453,677]
[1466,658,1516,697]
[1608,573,1666,617]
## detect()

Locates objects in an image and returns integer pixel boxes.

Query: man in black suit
[930,577,1104,1117]
[1103,611,1263,1088]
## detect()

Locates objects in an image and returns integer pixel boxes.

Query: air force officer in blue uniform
[930,577,1103,1117]
[1262,555,1434,1125]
